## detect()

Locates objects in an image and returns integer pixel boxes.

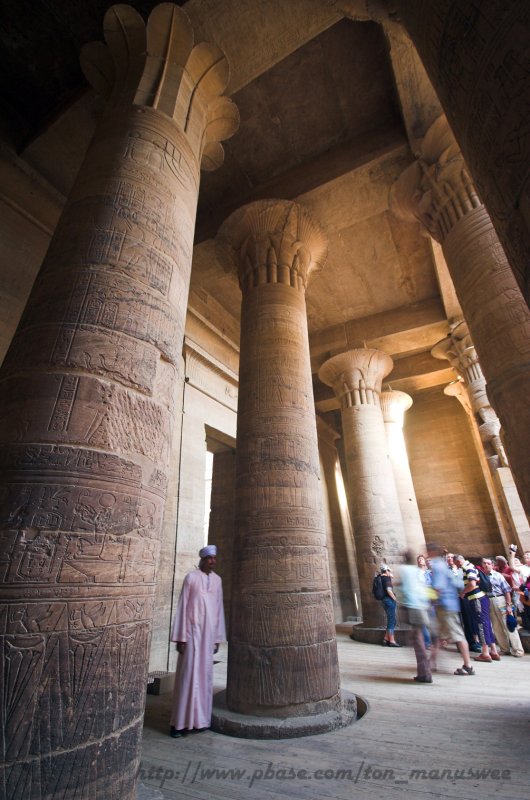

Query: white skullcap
[199,545,217,558]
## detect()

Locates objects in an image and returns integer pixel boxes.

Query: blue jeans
[382,597,397,633]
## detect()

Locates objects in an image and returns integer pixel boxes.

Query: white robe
[170,568,226,730]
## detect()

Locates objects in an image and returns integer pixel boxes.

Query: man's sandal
[454,665,475,675]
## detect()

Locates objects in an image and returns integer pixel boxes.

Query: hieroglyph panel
[0,4,238,797]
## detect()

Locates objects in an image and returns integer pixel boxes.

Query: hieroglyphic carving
[230,590,335,646]
[0,4,238,797]
[1,324,159,394]
[236,546,330,592]
[228,639,340,712]
[0,374,172,465]
[217,199,341,718]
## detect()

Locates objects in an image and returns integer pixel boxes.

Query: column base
[349,625,409,646]
[211,690,358,739]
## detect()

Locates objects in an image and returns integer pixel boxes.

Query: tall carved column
[391,115,530,516]
[395,1,530,299]
[432,321,530,550]
[380,390,426,556]
[216,200,354,737]
[0,6,237,798]
[318,349,407,628]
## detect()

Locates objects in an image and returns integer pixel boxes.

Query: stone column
[215,200,353,737]
[380,390,426,556]
[432,321,530,550]
[395,0,530,299]
[316,415,361,624]
[318,349,407,628]
[390,114,530,516]
[0,5,237,799]
[431,321,508,472]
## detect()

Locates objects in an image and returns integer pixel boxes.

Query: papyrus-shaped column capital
[444,378,473,416]
[318,349,393,409]
[388,37,530,517]
[216,199,328,292]
[432,319,489,416]
[81,3,239,170]
[380,389,413,426]
[389,114,481,243]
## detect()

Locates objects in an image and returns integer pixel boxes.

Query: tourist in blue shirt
[397,551,432,683]
[426,543,475,676]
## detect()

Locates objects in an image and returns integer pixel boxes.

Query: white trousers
[489,596,524,657]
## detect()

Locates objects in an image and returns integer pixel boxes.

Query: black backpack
[372,574,386,601]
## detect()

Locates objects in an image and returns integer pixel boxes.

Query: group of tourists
[375,543,529,683]
[166,540,529,738]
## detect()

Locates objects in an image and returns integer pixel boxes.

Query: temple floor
[140,632,528,799]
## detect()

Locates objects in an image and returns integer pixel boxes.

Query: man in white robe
[169,544,226,737]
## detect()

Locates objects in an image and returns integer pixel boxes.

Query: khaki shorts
[436,607,465,643]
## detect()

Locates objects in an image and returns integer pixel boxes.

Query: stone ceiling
[0,0,458,401]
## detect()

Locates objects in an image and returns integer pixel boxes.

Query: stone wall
[0,149,62,363]
[149,341,238,672]
[406,387,503,558]
[208,448,237,629]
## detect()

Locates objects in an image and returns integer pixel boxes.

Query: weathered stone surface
[391,115,530,516]
[317,416,361,622]
[211,689,357,738]
[319,349,408,626]
[136,783,164,800]
[396,0,530,299]
[405,388,505,557]
[217,199,341,721]
[0,5,237,798]
[380,389,426,556]
[0,3,527,792]
[432,320,529,550]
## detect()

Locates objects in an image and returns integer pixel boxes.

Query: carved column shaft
[217,201,340,719]
[380,390,425,556]
[391,115,530,515]
[396,0,530,300]
[319,350,407,628]
[0,5,237,798]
